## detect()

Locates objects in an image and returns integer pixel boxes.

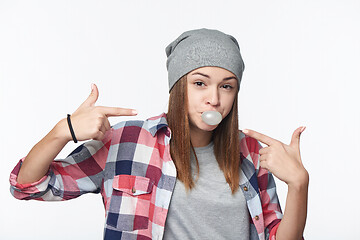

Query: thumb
[289,126,306,149]
[82,83,99,107]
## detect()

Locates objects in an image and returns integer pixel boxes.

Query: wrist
[288,169,309,190]
[54,118,73,143]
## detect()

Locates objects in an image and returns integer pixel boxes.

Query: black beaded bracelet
[67,114,78,143]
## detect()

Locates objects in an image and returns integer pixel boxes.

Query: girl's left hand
[242,127,309,187]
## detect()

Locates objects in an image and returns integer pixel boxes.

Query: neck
[190,126,213,148]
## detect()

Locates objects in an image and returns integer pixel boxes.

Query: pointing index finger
[97,106,138,117]
[242,129,276,146]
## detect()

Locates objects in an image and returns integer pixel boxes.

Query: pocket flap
[112,175,154,196]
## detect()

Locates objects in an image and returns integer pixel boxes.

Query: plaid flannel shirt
[10,112,283,240]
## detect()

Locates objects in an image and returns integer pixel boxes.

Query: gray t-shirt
[163,142,250,240]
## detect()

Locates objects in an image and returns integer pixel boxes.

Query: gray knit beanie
[165,28,245,92]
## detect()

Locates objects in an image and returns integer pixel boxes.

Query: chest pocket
[106,174,154,231]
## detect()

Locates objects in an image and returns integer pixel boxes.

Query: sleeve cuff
[269,221,281,240]
[9,157,51,194]
[269,221,305,240]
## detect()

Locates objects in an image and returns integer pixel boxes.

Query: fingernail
[242,129,249,134]
[300,126,306,133]
[91,83,95,92]
[132,110,138,115]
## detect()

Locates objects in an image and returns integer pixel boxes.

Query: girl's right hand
[66,83,137,142]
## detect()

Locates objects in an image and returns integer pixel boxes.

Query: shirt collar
[146,112,169,137]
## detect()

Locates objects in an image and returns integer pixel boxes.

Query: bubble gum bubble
[201,111,222,125]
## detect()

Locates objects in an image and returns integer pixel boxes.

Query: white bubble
[201,111,222,125]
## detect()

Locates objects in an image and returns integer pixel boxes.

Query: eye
[222,84,234,90]
[194,81,205,87]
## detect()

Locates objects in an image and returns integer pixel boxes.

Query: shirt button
[243,186,248,191]
[255,215,259,221]
[132,187,136,194]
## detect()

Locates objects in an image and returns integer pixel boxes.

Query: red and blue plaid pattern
[10,113,282,240]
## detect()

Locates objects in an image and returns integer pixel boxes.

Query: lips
[200,109,219,114]
[200,111,222,116]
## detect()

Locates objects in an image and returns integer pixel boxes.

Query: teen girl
[10,28,308,240]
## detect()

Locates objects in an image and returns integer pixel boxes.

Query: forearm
[276,171,309,240]
[17,118,71,184]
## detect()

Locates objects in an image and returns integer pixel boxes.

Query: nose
[206,87,220,106]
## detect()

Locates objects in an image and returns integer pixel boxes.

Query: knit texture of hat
[165,28,245,92]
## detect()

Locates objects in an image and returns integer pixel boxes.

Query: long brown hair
[167,75,240,194]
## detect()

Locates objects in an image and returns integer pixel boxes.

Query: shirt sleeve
[250,138,304,240]
[9,129,113,201]
[245,135,283,239]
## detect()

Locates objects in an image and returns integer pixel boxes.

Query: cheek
[187,95,194,112]
[222,95,236,115]
[188,99,200,115]
[187,91,202,112]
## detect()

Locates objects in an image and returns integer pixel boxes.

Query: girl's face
[187,66,238,133]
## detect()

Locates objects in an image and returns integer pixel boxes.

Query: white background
[1,0,359,239]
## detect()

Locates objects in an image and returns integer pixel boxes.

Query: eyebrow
[191,72,237,81]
